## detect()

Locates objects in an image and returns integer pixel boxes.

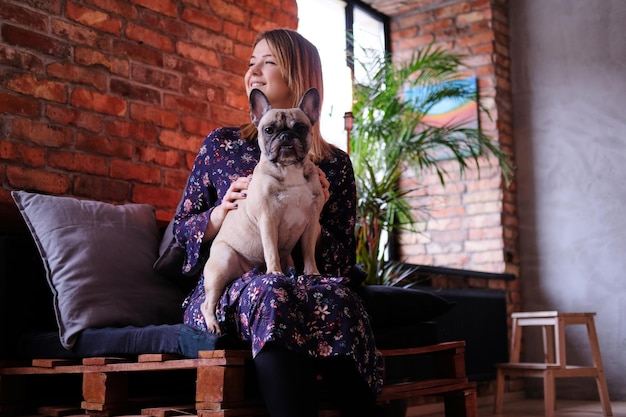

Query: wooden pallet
[1,342,477,417]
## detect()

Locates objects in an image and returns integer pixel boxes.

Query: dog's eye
[294,123,308,135]
[264,126,275,135]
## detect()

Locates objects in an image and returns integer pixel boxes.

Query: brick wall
[388,0,520,307]
[385,0,520,396]
[0,0,298,224]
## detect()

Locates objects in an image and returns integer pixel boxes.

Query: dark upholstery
[1,232,452,360]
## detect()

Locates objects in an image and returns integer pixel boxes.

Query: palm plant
[350,44,512,286]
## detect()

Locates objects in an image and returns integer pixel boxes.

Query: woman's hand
[204,175,252,242]
[317,167,330,203]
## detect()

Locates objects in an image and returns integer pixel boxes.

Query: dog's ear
[298,88,320,126]
[249,89,272,126]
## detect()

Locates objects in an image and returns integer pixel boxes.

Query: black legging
[254,343,380,417]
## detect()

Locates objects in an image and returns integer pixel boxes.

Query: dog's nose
[279,132,293,143]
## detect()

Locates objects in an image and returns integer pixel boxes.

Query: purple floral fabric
[174,127,382,395]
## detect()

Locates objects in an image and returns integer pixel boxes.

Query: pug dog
[200,88,325,334]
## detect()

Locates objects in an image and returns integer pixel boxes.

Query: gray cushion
[12,191,185,349]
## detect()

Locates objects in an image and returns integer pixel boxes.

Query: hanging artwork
[404,77,479,129]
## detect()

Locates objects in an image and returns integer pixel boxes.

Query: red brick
[48,150,109,175]
[0,2,48,31]
[457,10,492,26]
[137,10,186,37]
[75,46,130,76]
[221,54,247,79]
[131,65,180,91]
[189,27,234,54]
[210,0,247,24]
[0,140,46,167]
[249,15,281,33]
[164,168,189,190]
[6,165,70,194]
[176,41,219,68]
[110,79,161,105]
[83,0,138,20]
[73,174,131,202]
[47,62,108,91]
[224,89,248,112]
[76,132,134,158]
[137,145,183,168]
[71,88,127,116]
[0,44,44,74]
[125,23,174,52]
[110,159,161,184]
[3,73,67,103]
[159,130,205,153]
[11,118,74,147]
[181,77,223,102]
[2,24,70,58]
[51,18,109,50]
[111,39,163,67]
[46,104,104,132]
[105,120,158,143]
[0,92,40,116]
[163,94,208,116]
[436,2,471,19]
[66,1,122,34]
[181,7,222,31]
[133,183,182,210]
[130,103,179,129]
[131,0,177,18]
[223,21,256,45]
[18,0,62,14]
[181,115,220,137]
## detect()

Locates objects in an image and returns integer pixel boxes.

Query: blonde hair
[241,29,336,163]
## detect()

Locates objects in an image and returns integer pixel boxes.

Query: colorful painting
[404,77,478,129]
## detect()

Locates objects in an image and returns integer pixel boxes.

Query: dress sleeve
[317,148,358,277]
[172,132,220,275]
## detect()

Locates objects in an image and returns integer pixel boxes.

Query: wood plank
[138,354,182,363]
[37,405,84,417]
[140,405,195,416]
[32,359,81,368]
[378,381,476,402]
[197,406,267,417]
[379,341,465,357]
[83,357,131,366]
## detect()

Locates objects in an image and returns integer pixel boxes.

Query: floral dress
[174,126,383,395]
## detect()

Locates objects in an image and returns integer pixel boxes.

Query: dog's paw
[206,322,222,335]
[201,301,222,334]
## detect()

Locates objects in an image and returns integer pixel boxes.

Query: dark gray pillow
[12,191,185,349]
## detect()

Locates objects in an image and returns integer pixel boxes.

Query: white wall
[510,0,626,400]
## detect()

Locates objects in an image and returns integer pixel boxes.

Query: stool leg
[586,318,613,416]
[493,368,505,414]
[543,369,555,417]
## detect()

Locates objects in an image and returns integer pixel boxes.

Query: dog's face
[249,88,320,165]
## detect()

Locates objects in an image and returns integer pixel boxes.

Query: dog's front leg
[301,220,321,275]
[258,215,283,275]
[201,244,241,334]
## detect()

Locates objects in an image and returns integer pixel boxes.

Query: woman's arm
[173,127,257,275]
[316,148,358,277]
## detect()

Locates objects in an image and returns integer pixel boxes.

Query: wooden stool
[494,311,612,417]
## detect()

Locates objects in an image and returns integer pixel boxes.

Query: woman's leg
[317,356,382,417]
[254,343,319,417]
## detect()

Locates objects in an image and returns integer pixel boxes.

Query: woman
[174,29,382,417]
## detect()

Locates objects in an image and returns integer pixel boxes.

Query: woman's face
[244,39,292,109]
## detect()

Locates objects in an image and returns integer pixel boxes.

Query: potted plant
[349,44,512,286]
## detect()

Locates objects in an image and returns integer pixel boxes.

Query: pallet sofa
[0,191,478,416]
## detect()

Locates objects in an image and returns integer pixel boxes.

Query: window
[297,0,388,150]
